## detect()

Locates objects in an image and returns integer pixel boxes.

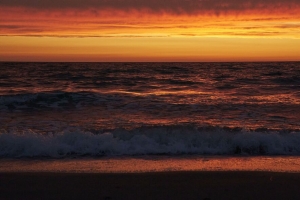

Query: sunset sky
[1,0,300,62]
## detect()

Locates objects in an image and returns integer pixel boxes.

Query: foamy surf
[1,126,300,158]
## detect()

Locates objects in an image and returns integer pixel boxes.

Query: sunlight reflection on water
[1,156,300,173]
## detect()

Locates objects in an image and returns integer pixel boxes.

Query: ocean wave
[1,126,300,158]
[0,92,124,111]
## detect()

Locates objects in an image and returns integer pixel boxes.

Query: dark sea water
[0,62,300,158]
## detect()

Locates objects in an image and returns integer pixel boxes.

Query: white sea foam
[1,126,300,158]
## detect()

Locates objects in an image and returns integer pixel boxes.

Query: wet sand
[1,171,300,200]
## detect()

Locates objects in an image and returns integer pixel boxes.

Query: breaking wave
[1,126,300,158]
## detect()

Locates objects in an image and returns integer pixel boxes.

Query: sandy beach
[1,171,300,200]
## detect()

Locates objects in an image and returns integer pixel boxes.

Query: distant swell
[0,92,99,111]
[1,126,300,158]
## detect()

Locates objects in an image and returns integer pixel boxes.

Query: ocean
[0,62,300,172]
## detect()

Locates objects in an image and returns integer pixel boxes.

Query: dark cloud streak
[1,0,300,14]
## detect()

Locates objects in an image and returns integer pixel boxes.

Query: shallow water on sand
[1,156,300,173]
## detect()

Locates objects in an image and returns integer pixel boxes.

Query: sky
[1,0,300,62]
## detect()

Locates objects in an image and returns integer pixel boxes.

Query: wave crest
[1,126,300,158]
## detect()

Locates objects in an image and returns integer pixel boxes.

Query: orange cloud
[1,1,300,61]
[1,6,300,38]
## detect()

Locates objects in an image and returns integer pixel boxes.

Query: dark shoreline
[1,171,300,200]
